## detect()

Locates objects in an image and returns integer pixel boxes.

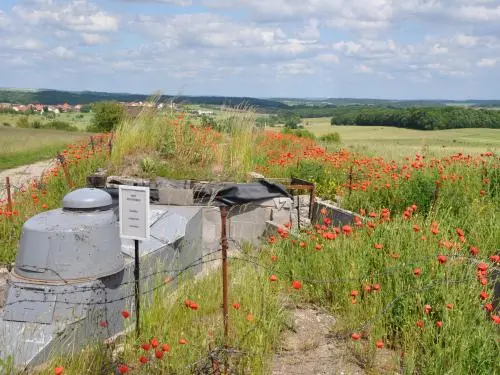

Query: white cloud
[357,64,374,73]
[121,0,192,5]
[0,38,43,51]
[455,34,478,47]
[476,58,497,67]
[277,61,315,75]
[314,54,340,64]
[13,1,119,32]
[82,33,110,45]
[50,46,75,59]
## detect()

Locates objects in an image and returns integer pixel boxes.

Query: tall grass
[111,103,257,181]
[37,260,287,375]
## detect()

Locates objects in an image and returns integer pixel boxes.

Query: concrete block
[158,187,194,205]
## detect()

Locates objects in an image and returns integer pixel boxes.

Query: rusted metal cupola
[14,188,124,282]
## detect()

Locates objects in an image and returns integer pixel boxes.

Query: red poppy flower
[141,343,151,351]
[489,255,499,263]
[271,255,278,262]
[412,224,421,232]
[456,228,464,237]
[470,247,479,256]
[480,291,489,300]
[484,303,493,312]
[446,303,454,310]
[351,333,360,340]
[139,356,149,364]
[413,268,422,276]
[179,338,187,345]
[292,280,302,290]
[150,338,159,348]
[246,314,254,322]
[437,255,447,264]
[300,241,306,247]
[492,315,500,324]
[324,218,331,226]
[374,243,383,249]
[54,367,64,375]
[232,302,241,310]
[435,321,443,328]
[477,263,488,272]
[189,301,199,310]
[184,299,192,308]
[342,225,352,235]
[373,284,381,292]
[315,244,322,250]
[155,350,164,359]
[162,343,170,352]
[269,275,278,282]
[350,290,359,297]
[424,304,431,314]
[376,340,384,349]
[121,310,130,319]
[118,364,129,374]
[416,320,424,328]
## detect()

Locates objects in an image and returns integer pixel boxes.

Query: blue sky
[1,0,500,99]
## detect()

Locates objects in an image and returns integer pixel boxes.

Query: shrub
[2,122,11,127]
[89,101,125,132]
[320,132,341,143]
[281,127,316,140]
[44,120,78,132]
[16,116,30,128]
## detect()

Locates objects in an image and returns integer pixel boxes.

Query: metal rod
[90,136,95,152]
[57,153,74,189]
[134,239,141,337]
[6,177,12,213]
[220,206,229,373]
[348,165,353,197]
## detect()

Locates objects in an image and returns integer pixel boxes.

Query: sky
[0,0,500,100]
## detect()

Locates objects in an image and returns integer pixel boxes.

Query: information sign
[119,185,150,240]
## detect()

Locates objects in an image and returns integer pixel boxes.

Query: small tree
[330,117,335,126]
[284,113,301,129]
[89,101,124,132]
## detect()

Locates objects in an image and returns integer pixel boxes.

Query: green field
[290,117,500,159]
[0,126,91,170]
[0,112,93,131]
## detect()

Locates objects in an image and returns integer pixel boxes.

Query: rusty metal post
[348,165,353,197]
[108,132,114,156]
[90,136,95,152]
[57,153,74,189]
[220,206,229,373]
[5,177,13,213]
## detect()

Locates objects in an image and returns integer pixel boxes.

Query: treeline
[0,89,288,109]
[342,107,500,130]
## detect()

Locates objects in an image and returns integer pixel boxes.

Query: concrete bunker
[0,178,298,369]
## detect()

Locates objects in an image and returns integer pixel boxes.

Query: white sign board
[119,185,150,241]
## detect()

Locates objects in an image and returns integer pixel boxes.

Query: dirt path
[0,159,56,199]
[271,305,400,375]
[271,305,364,375]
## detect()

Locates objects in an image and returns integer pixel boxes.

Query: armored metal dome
[14,188,124,282]
[62,188,113,210]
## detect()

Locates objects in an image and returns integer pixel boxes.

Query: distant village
[0,101,216,116]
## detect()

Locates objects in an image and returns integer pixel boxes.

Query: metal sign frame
[119,185,150,241]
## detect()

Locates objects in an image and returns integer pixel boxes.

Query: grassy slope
[286,117,500,159]
[0,127,91,170]
[0,112,93,131]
